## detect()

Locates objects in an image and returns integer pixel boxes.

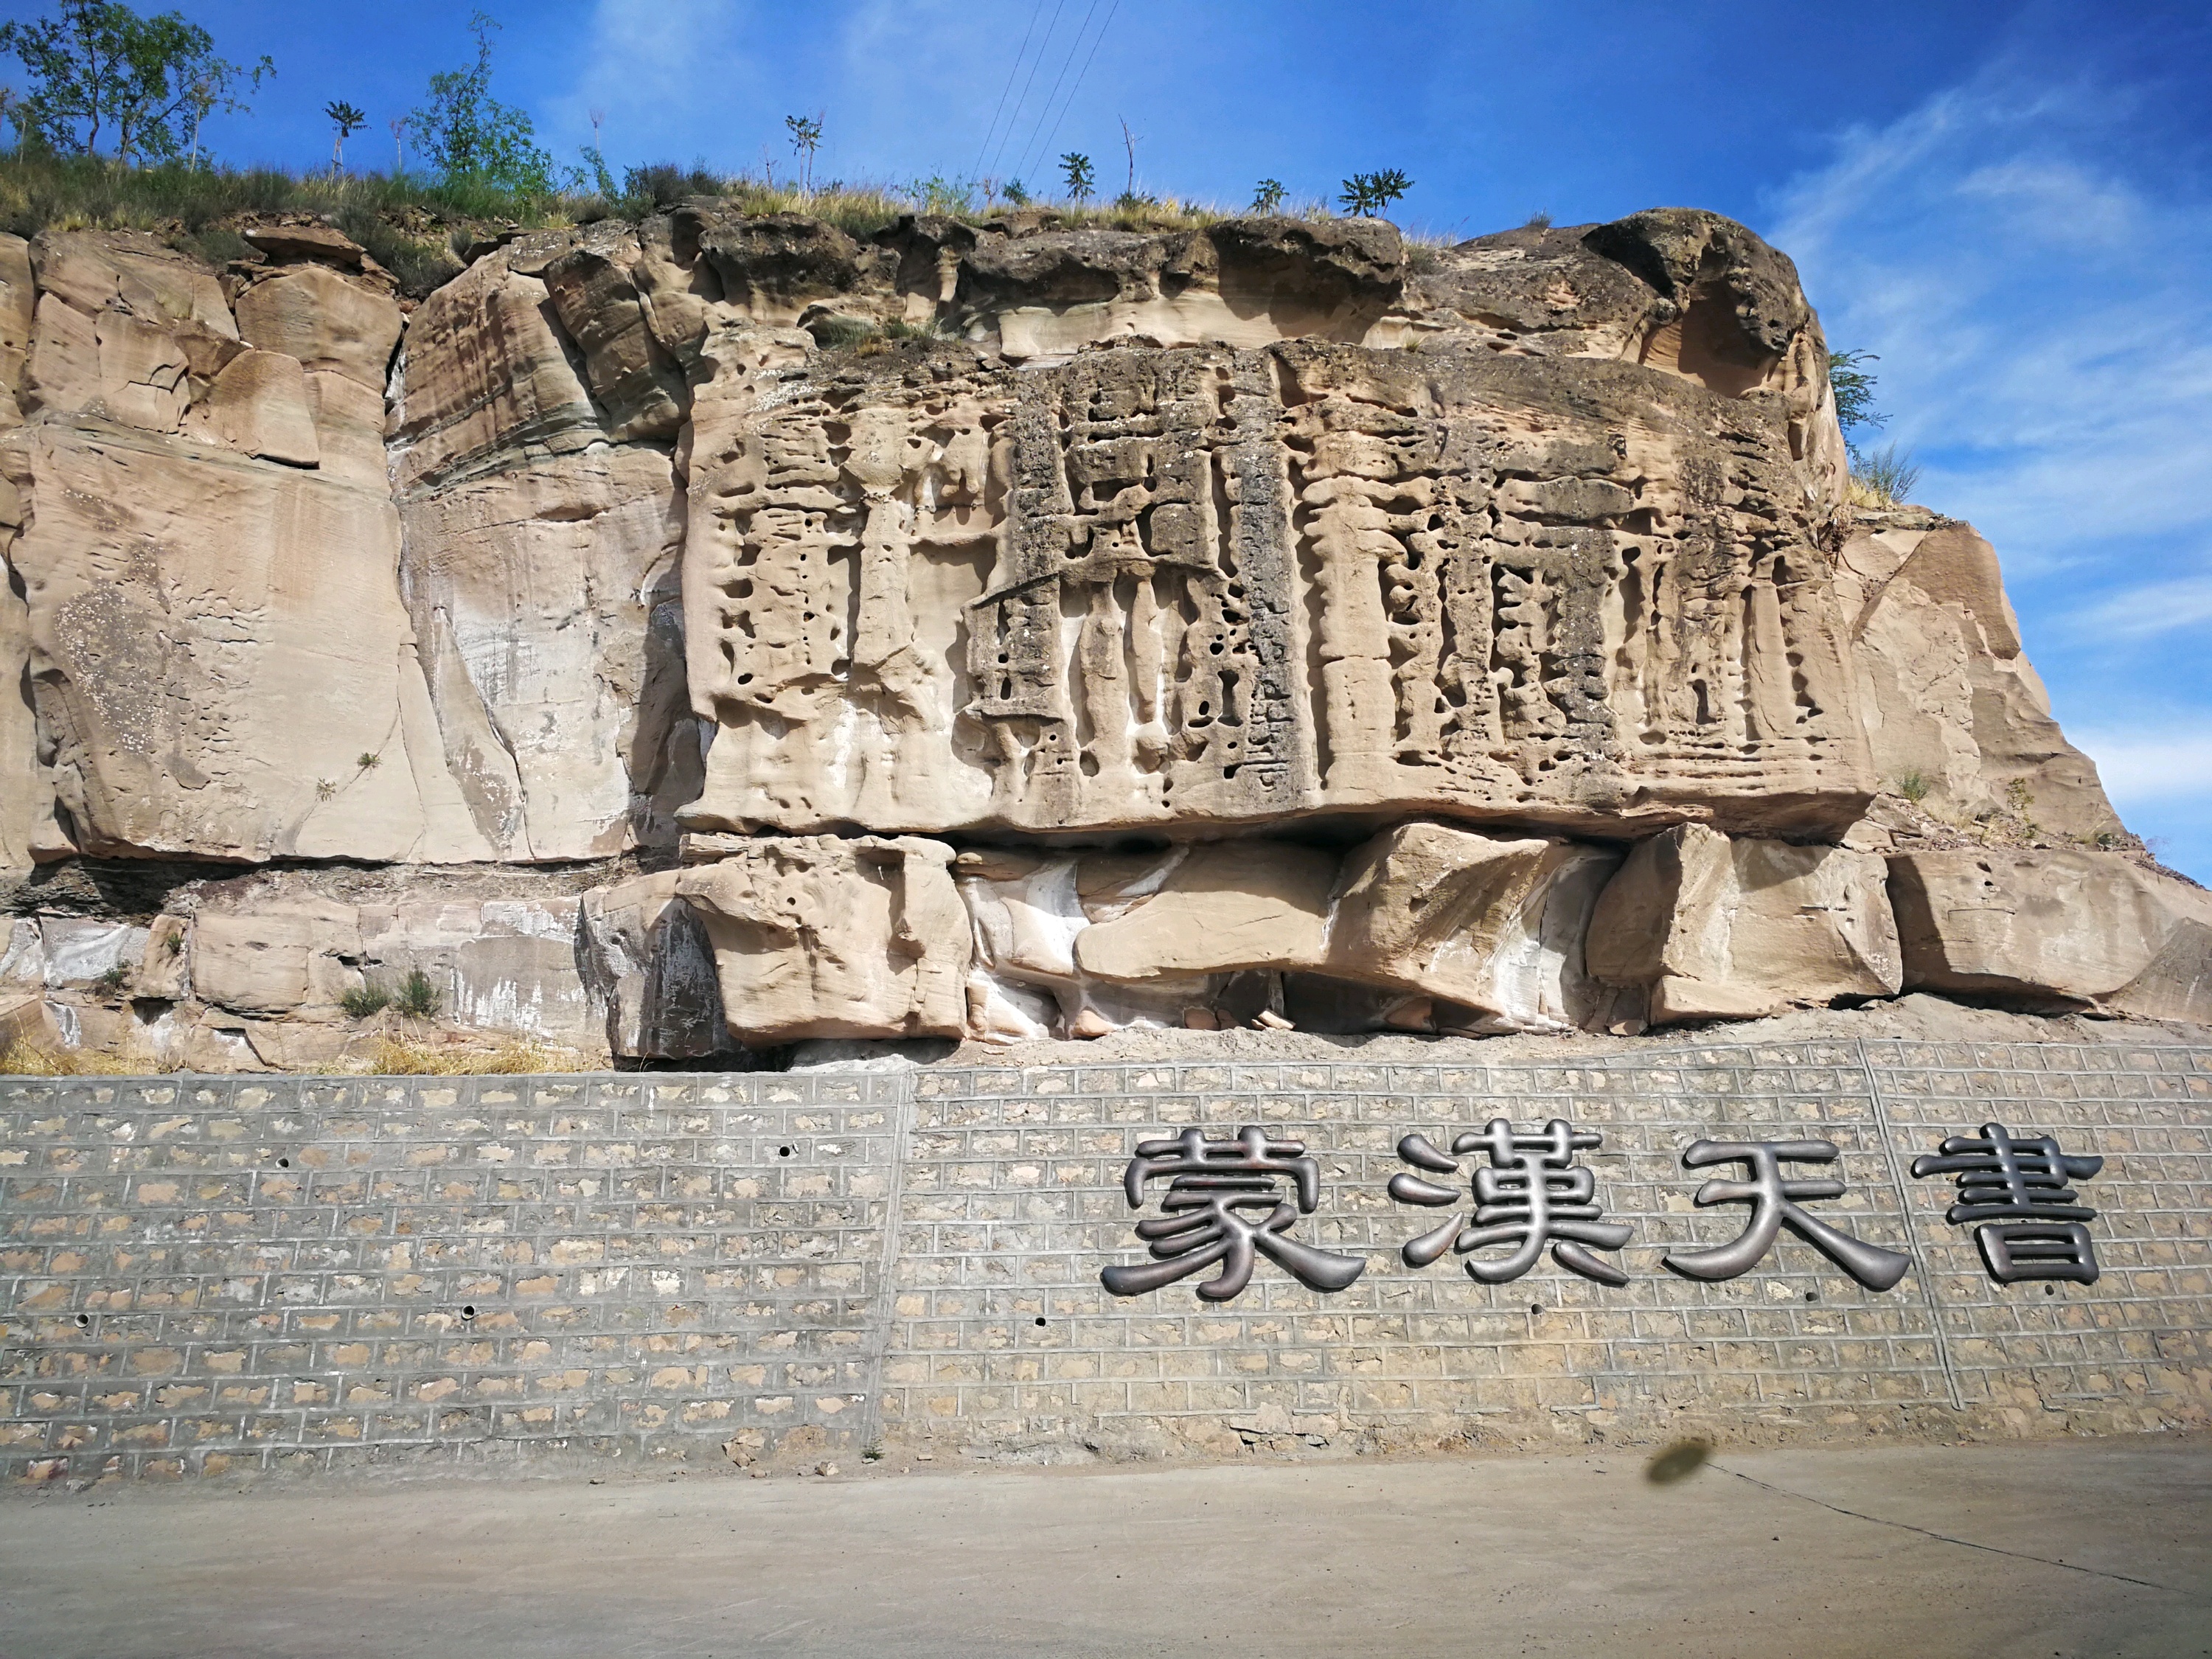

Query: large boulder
[577,871,734,1060]
[1588,824,1900,1023]
[676,836,970,1045]
[1325,822,1621,1032]
[1889,850,2212,1021]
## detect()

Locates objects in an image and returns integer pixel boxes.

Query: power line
[987,0,1067,180]
[973,0,1048,179]
[1026,0,1119,191]
[1010,0,1101,186]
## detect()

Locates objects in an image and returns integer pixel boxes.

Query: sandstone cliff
[1,201,2195,1071]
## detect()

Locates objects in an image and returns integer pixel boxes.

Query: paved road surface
[3,1439,2206,1658]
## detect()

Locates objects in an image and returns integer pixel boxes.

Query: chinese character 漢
[1663,1138,1911,1291]
[1101,1126,1368,1301]
[1910,1122,2104,1284]
[1388,1120,1632,1286]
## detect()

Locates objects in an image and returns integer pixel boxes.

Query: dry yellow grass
[0,1040,156,1077]
[359,1036,589,1077]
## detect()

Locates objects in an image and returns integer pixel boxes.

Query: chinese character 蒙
[1388,1120,1632,1285]
[1912,1122,2104,1284]
[1663,1138,1912,1290]
[1101,1126,1367,1301]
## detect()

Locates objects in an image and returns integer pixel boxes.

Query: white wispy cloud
[2070,727,2212,804]
[1767,69,2212,574]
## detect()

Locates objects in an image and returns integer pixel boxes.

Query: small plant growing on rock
[1001,178,1029,206]
[1524,209,1553,229]
[1849,442,1921,507]
[1338,168,1412,217]
[356,751,379,770]
[341,981,392,1019]
[394,968,441,1019]
[1251,178,1286,214]
[1895,770,1931,804]
[2005,777,2035,815]
[1060,151,1094,202]
[95,964,129,995]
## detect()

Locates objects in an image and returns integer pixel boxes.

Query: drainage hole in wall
[2045,1285,2056,1296]
[1034,1317,1046,1327]
[277,1158,289,1168]
[74,1314,89,1328]
[1528,1304,1542,1316]
[778,1146,793,1157]
[1804,1290,1817,1302]
[460,1305,477,1320]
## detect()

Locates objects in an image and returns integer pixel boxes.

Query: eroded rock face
[679,318,1871,844]
[0,204,2191,1068]
[1840,517,2117,838]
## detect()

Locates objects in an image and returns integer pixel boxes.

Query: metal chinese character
[1388,1120,1632,1286]
[1910,1122,2104,1284]
[1663,1139,1911,1291]
[1101,1126,1367,1301]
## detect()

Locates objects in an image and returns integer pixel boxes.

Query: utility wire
[987,0,1067,180]
[1026,0,1119,192]
[1010,0,1102,187]
[973,0,1048,179]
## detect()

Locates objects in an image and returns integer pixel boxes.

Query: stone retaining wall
[4,1038,2208,1483]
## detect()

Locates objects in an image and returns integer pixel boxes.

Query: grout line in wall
[1858,1037,1964,1412]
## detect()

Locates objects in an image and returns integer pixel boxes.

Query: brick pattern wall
[4,1040,2208,1481]
[0,1074,904,1481]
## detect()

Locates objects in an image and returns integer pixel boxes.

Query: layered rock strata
[0,203,2192,1068]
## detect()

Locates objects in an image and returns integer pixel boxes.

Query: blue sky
[10,0,2209,878]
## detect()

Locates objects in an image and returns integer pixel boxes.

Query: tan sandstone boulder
[201,348,321,466]
[1889,850,2212,1022]
[1587,824,1900,1023]
[677,836,970,1045]
[1072,842,1336,981]
[232,263,402,392]
[0,418,495,863]
[1324,821,1621,1032]
[396,445,693,859]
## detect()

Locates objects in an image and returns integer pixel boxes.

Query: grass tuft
[340,981,392,1020]
[1847,442,1922,508]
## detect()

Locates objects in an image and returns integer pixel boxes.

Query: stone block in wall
[1070,843,1336,982]
[1324,821,1621,1033]
[577,871,734,1060]
[1889,849,2212,1021]
[677,836,970,1044]
[192,900,364,1015]
[354,897,597,1046]
[1587,824,1900,1024]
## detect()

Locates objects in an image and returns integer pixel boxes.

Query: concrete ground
[1,1440,2206,1658]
